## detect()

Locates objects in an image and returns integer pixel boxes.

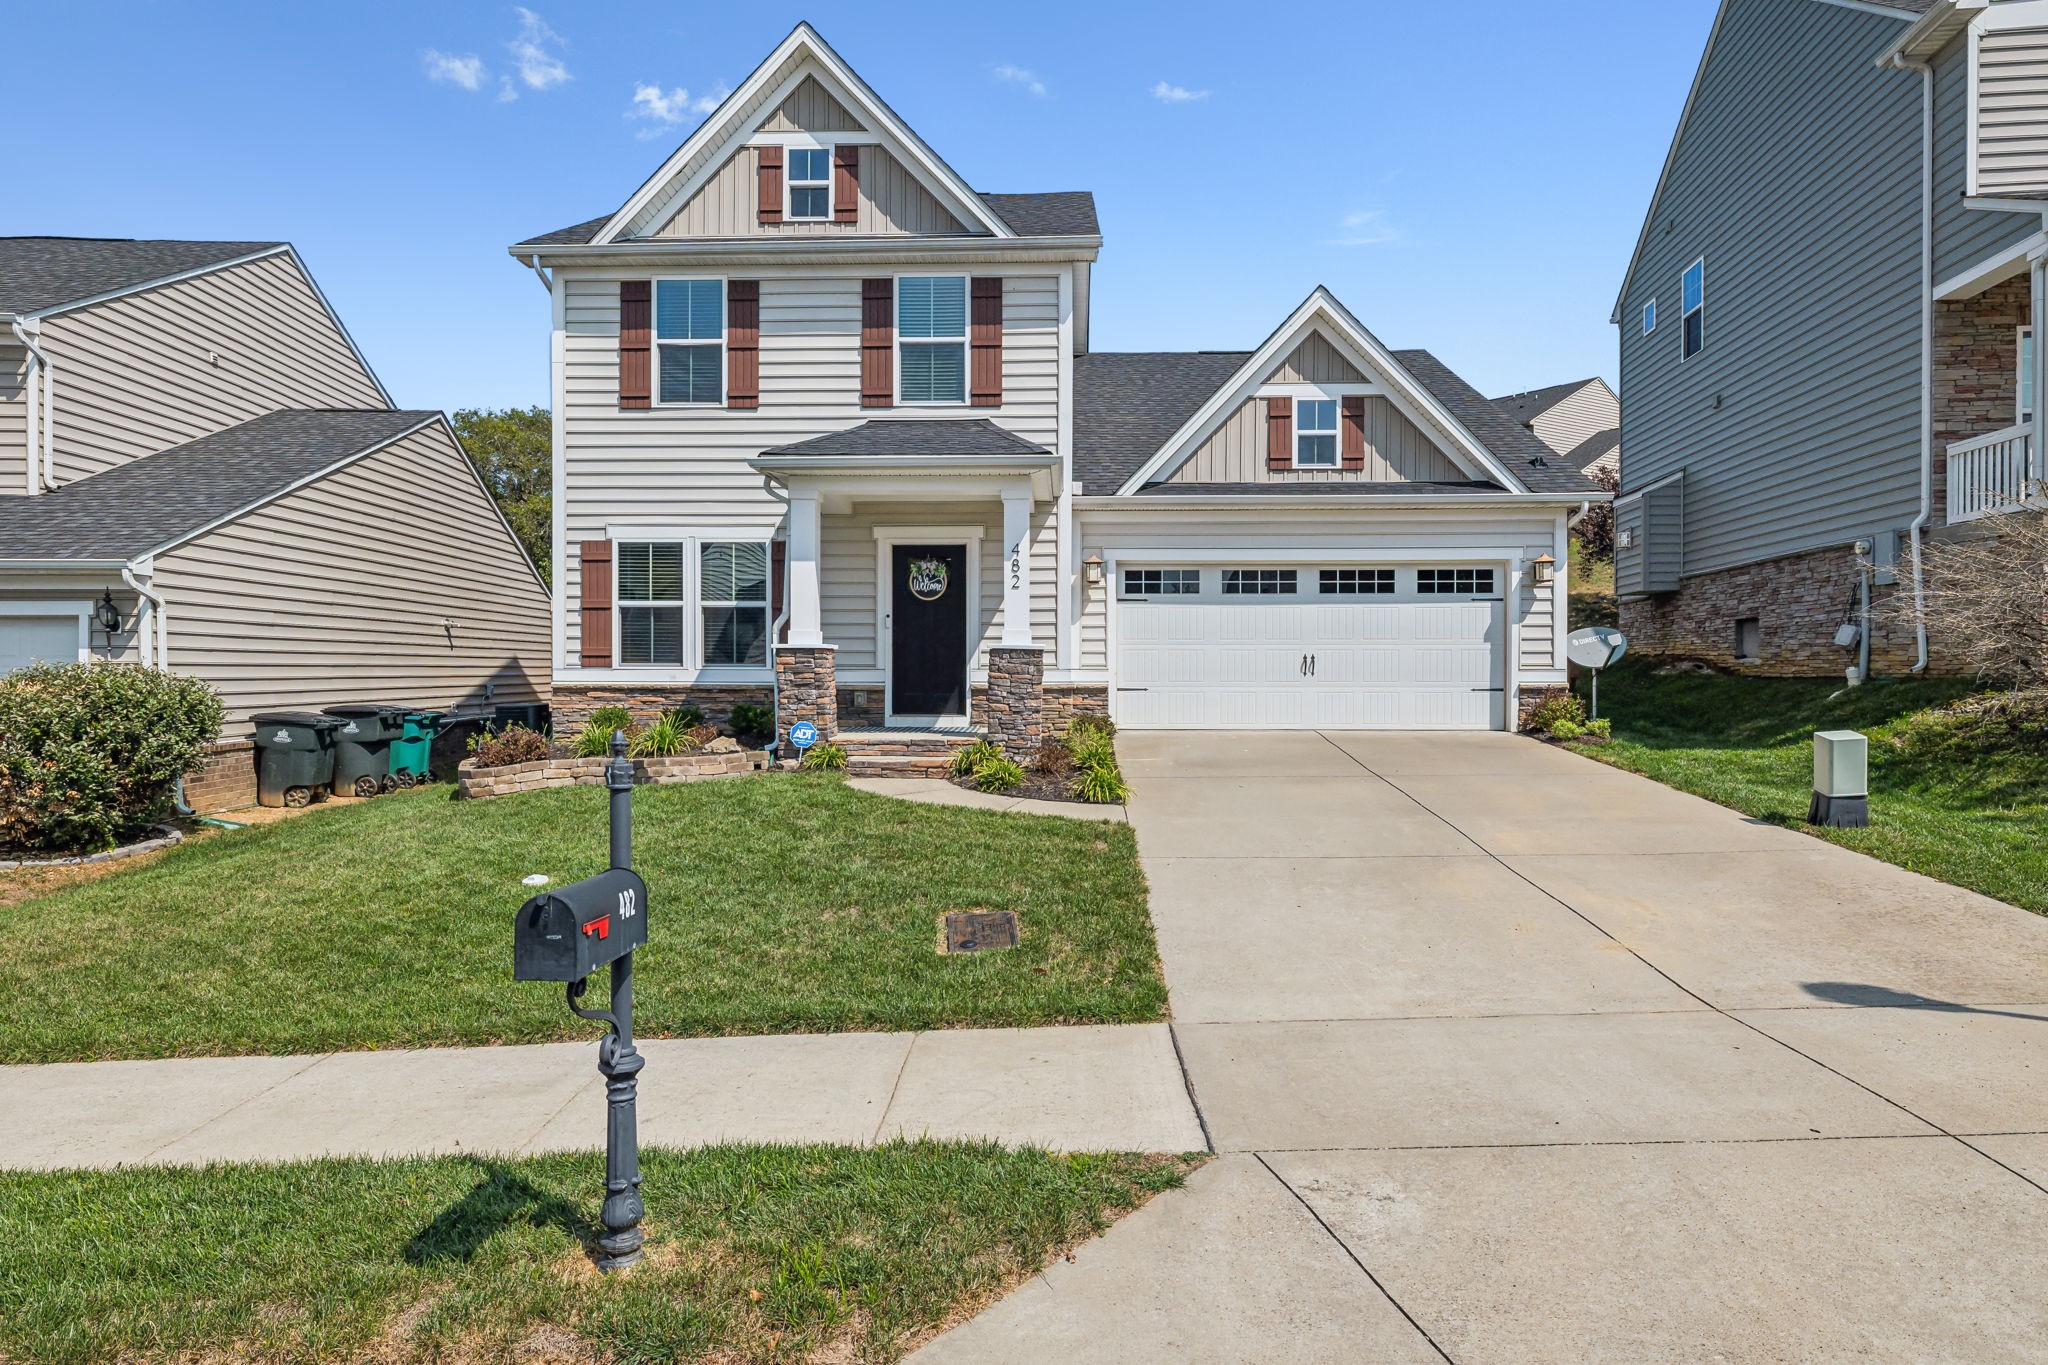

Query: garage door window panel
[1121,568,1200,598]
[1417,568,1498,596]
[1320,568,1394,596]
[1223,569,1298,596]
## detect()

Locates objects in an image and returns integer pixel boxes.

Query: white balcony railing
[1946,423,2043,524]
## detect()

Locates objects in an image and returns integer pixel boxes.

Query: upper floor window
[655,278,723,405]
[1295,399,1339,467]
[1643,299,1657,336]
[898,276,967,404]
[1681,260,1705,360]
[789,148,832,220]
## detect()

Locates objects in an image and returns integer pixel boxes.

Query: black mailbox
[513,869,649,982]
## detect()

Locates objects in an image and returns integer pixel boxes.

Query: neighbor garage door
[1113,565,1505,730]
[0,613,83,675]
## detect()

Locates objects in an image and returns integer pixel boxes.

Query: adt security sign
[790,721,818,750]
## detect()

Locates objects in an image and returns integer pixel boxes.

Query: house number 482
[1009,542,1023,590]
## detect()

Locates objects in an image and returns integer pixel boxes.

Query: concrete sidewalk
[847,776,1128,822]
[0,1023,1203,1170]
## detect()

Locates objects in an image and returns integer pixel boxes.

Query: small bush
[1525,690,1588,737]
[1071,763,1132,804]
[630,713,700,758]
[973,755,1026,793]
[951,739,1004,778]
[1550,717,1612,743]
[730,702,775,740]
[1068,714,1116,742]
[1889,689,2048,761]
[588,705,634,732]
[669,705,707,730]
[0,663,224,855]
[573,717,637,758]
[1032,737,1075,777]
[469,724,548,767]
[801,742,848,771]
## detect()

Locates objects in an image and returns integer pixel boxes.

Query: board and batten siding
[0,345,24,496]
[760,75,864,133]
[1618,0,1923,582]
[1165,396,1465,484]
[1975,26,2048,195]
[1936,32,2041,282]
[151,425,549,727]
[654,145,967,238]
[1272,335,1364,384]
[33,251,386,487]
[1072,507,1565,680]
[557,268,1064,670]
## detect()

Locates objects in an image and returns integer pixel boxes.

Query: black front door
[890,544,968,717]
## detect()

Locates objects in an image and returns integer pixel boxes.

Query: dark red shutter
[861,278,894,407]
[771,540,788,643]
[579,540,614,668]
[971,277,1003,408]
[618,281,651,410]
[727,280,760,409]
[1266,397,1293,472]
[757,145,784,224]
[1341,395,1367,471]
[833,145,860,223]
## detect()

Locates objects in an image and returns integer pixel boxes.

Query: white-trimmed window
[1222,569,1298,596]
[1417,567,1497,596]
[1643,299,1657,336]
[1320,568,1394,595]
[1681,260,1705,360]
[2020,327,2034,423]
[1296,398,1339,467]
[897,276,967,404]
[699,541,771,666]
[789,147,832,220]
[1122,568,1200,597]
[655,279,723,405]
[617,542,687,665]
[614,538,771,669]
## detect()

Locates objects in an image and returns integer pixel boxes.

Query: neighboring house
[0,237,550,808]
[1613,0,2048,675]
[1492,377,1620,480]
[512,25,1601,755]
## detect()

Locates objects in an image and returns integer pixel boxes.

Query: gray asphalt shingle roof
[0,238,282,316]
[1392,350,1605,496]
[0,410,436,561]
[760,418,1050,458]
[1490,378,1602,428]
[512,192,1096,248]
[1559,427,1621,472]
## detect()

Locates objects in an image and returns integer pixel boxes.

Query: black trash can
[250,712,341,808]
[322,703,410,797]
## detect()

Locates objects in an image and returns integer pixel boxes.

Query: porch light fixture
[1083,554,1105,586]
[93,590,122,634]
[1530,554,1557,586]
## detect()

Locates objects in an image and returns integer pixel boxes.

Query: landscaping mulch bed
[948,772,1109,805]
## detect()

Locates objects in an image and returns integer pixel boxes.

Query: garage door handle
[1116,687,1149,693]
[1471,687,1504,693]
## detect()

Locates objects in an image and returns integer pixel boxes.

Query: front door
[890,544,969,719]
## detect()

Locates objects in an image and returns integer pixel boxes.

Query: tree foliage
[451,406,551,583]
[1914,509,2048,686]
[1572,466,1619,562]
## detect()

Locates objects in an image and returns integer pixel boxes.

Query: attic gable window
[1295,399,1339,467]
[655,278,724,405]
[1681,259,1705,360]
[897,276,967,404]
[788,147,832,220]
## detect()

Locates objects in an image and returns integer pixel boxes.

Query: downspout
[523,254,552,292]
[120,563,167,669]
[759,472,793,756]
[8,317,49,495]
[1894,52,1935,672]
[1566,500,1592,530]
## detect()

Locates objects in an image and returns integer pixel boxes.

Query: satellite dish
[1567,627,1629,671]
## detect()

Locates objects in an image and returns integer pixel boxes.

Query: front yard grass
[1571,659,2048,912]
[0,1141,1199,1365]
[0,775,1166,1063]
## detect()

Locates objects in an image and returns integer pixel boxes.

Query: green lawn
[1572,659,2048,912]
[0,775,1166,1063]
[0,1142,1198,1365]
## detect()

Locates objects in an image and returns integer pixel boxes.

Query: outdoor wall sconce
[93,590,122,634]
[1530,554,1557,586]
[1083,554,1105,586]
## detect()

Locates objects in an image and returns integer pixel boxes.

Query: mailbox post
[512,730,646,1271]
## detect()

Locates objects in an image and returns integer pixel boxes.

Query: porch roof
[759,418,1050,459]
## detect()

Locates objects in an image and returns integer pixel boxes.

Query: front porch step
[837,727,983,778]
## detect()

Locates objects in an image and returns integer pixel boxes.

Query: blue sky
[11,1,1719,411]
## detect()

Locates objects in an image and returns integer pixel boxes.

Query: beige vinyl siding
[1527,381,1618,457]
[151,425,549,727]
[1272,335,1364,384]
[1165,396,1464,485]
[1935,33,2039,282]
[1977,27,2048,194]
[654,145,968,238]
[36,252,386,486]
[1073,506,1564,678]
[557,268,1064,668]
[0,345,24,496]
[761,75,864,132]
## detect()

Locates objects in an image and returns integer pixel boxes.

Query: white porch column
[1001,486,1035,648]
[787,488,824,647]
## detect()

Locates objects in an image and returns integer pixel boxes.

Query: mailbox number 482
[616,887,639,920]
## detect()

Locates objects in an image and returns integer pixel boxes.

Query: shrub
[0,663,224,855]
[469,724,548,767]
[1071,763,1132,804]
[1032,737,1075,777]
[730,702,775,741]
[1524,690,1588,737]
[951,739,1004,778]
[1068,714,1116,742]
[973,755,1025,793]
[801,742,848,771]
[588,705,634,732]
[669,705,707,729]
[630,712,700,758]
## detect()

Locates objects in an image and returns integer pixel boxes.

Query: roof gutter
[0,557,131,570]
[1074,492,1612,512]
[1877,0,1977,68]
[510,235,1102,267]
[748,453,1057,475]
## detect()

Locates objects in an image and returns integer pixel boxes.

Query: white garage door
[0,614,83,674]
[1114,565,1506,730]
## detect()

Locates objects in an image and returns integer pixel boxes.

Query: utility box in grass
[1810,730,1869,828]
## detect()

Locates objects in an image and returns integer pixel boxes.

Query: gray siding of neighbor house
[0,345,23,496]
[1975,26,2048,194]
[151,424,550,727]
[28,251,386,488]
[1618,0,1923,582]
[1936,32,2041,283]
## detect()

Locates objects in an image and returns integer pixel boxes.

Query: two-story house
[0,237,550,808]
[1614,0,2048,676]
[1492,378,1620,480]
[515,25,1601,762]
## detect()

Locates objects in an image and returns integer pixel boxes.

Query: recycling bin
[321,703,409,797]
[390,710,447,787]
[250,712,341,808]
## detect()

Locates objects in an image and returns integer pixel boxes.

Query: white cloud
[422,50,485,92]
[1328,209,1400,247]
[628,82,728,136]
[994,64,1047,97]
[507,7,570,92]
[1150,80,1208,104]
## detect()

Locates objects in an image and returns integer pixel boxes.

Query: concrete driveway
[913,731,2048,1364]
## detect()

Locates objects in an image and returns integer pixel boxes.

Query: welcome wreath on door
[907,556,950,602]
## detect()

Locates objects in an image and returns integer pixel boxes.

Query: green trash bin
[250,712,341,808]
[322,703,409,798]
[390,710,446,788]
